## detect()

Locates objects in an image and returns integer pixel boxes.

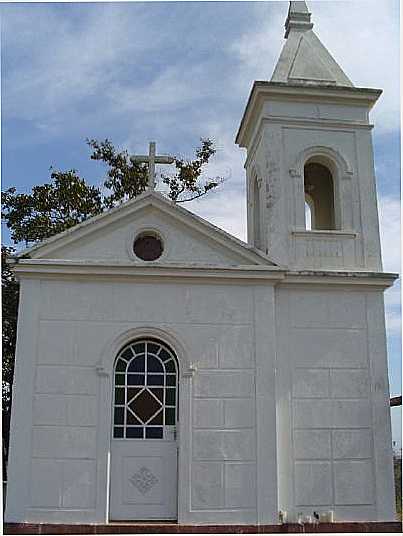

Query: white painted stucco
[5,195,396,524]
[5,1,397,526]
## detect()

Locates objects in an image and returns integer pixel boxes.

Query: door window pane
[113,339,178,439]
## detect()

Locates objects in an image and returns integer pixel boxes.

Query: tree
[3,138,221,246]
[1,138,222,475]
[2,170,104,245]
[2,245,19,478]
[87,137,221,207]
[393,445,402,520]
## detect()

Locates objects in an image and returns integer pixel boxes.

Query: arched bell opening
[304,160,336,231]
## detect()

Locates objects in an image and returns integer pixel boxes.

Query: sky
[1,0,401,445]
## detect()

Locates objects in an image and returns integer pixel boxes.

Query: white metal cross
[133,141,175,190]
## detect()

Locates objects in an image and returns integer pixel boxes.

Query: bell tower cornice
[236,82,382,149]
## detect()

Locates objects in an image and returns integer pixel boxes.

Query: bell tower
[236,1,383,271]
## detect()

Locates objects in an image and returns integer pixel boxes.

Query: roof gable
[19,191,279,268]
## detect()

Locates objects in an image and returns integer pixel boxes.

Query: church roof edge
[10,259,398,288]
[260,80,382,96]
[13,189,280,268]
[14,189,159,259]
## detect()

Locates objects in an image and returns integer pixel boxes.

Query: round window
[133,232,164,261]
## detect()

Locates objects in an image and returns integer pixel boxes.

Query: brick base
[3,522,402,534]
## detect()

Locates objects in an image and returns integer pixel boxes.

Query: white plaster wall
[263,101,369,124]
[7,274,394,524]
[5,276,278,524]
[275,285,396,522]
[43,206,244,266]
[281,125,377,270]
[247,99,382,271]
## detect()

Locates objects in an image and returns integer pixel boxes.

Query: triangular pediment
[18,191,278,268]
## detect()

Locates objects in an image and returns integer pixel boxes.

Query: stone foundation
[4,522,402,534]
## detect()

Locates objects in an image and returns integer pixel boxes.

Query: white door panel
[110,440,177,520]
[109,339,179,521]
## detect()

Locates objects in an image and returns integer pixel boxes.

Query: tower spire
[285,1,313,38]
[271,0,353,87]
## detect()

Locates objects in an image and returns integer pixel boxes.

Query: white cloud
[227,2,284,91]
[109,62,213,115]
[151,121,248,241]
[2,0,399,155]
[230,0,400,133]
[2,0,400,279]
[385,305,401,337]
[379,195,401,274]
[2,4,172,124]
[312,0,400,132]
[378,195,401,337]
[188,186,247,242]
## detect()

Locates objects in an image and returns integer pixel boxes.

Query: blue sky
[1,1,401,445]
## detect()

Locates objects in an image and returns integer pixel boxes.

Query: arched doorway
[109,338,179,520]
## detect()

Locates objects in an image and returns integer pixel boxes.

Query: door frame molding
[96,326,193,523]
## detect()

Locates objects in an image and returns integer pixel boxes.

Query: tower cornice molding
[243,118,373,170]
[282,270,398,289]
[236,82,382,148]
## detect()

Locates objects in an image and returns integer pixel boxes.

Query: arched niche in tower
[304,159,336,230]
[252,172,262,249]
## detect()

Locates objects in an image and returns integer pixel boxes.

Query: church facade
[5,2,397,525]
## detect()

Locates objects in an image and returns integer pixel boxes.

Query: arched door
[109,339,178,520]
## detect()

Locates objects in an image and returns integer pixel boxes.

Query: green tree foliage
[1,138,222,475]
[87,137,221,207]
[3,170,103,245]
[2,138,221,246]
[160,138,220,202]
[2,245,19,477]
[86,138,149,208]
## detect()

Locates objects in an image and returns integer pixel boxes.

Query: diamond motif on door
[129,390,161,423]
[129,466,159,495]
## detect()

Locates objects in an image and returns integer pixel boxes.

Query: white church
[5,1,397,526]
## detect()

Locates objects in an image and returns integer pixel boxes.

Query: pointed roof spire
[271,1,353,87]
[285,1,313,38]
